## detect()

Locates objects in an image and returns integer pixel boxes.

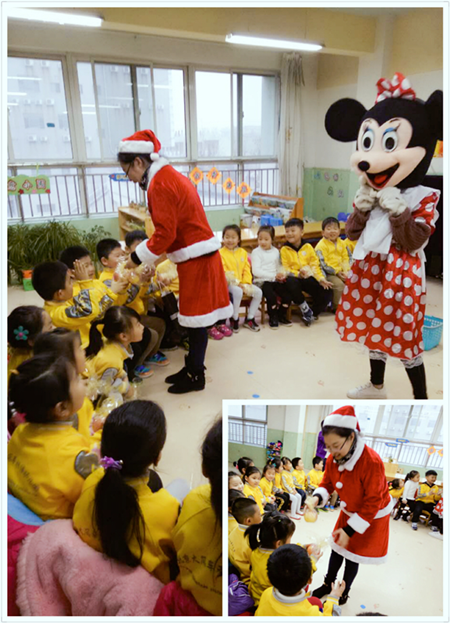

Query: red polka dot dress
[336,189,439,360]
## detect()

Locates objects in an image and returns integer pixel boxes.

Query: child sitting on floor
[251,225,292,329]
[229,497,262,585]
[315,217,350,311]
[280,218,333,325]
[219,224,263,333]
[73,401,180,584]
[307,456,324,493]
[8,353,98,520]
[255,544,344,616]
[242,466,266,516]
[260,463,290,513]
[7,306,54,382]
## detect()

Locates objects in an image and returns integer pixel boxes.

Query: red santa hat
[118,129,161,161]
[323,406,360,432]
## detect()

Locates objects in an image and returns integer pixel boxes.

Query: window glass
[153,68,186,158]
[196,71,232,158]
[18,167,80,218]
[406,405,441,442]
[242,74,277,156]
[378,405,410,438]
[228,405,243,419]
[136,67,154,137]
[77,62,102,160]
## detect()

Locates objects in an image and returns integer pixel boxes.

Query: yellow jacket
[44,287,118,350]
[73,278,127,307]
[7,347,32,382]
[243,483,266,514]
[274,472,282,490]
[345,238,357,263]
[73,397,95,446]
[249,547,273,605]
[315,237,350,275]
[280,243,325,282]
[292,469,307,490]
[73,467,179,584]
[99,269,147,315]
[260,477,274,499]
[228,513,238,535]
[307,469,323,489]
[219,246,252,285]
[8,421,98,520]
[86,340,132,396]
[417,482,442,505]
[389,486,404,499]
[281,470,297,495]
[172,484,222,616]
[256,586,339,616]
[228,524,252,584]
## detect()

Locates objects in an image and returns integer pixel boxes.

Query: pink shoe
[208,326,224,340]
[216,323,233,337]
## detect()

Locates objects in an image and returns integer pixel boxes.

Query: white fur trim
[178,302,234,328]
[314,487,330,506]
[340,501,347,508]
[335,481,343,489]
[135,240,160,266]
[336,436,366,472]
[331,540,388,565]
[147,157,170,184]
[118,140,155,154]
[324,413,358,430]
[347,512,371,534]
[167,237,222,264]
[374,497,397,519]
[150,152,159,161]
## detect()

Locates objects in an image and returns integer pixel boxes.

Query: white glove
[377,186,408,216]
[354,178,378,212]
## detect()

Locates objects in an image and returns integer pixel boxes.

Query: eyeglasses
[125,159,134,178]
[327,437,350,453]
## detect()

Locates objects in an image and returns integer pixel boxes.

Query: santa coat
[135,159,233,327]
[315,436,395,564]
[336,187,440,360]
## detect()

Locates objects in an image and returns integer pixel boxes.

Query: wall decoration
[8,174,51,195]
[337,189,344,198]
[438,448,443,457]
[237,181,252,199]
[324,172,330,181]
[206,167,221,184]
[189,167,204,185]
[333,173,339,181]
[427,446,436,455]
[395,438,409,444]
[314,171,321,180]
[384,442,398,448]
[327,186,334,196]
[109,173,128,182]
[223,177,235,194]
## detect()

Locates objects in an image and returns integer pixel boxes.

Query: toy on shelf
[266,440,283,464]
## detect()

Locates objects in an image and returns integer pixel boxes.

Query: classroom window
[242,74,277,157]
[196,71,233,158]
[229,405,267,447]
[77,62,102,160]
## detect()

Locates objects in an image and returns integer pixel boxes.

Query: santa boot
[311,579,332,600]
[165,356,189,385]
[168,364,206,394]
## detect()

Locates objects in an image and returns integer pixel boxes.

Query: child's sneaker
[278,314,293,327]
[430,526,439,532]
[301,307,314,327]
[269,317,279,330]
[347,382,387,399]
[412,522,418,530]
[208,326,224,340]
[231,318,240,333]
[134,365,154,379]
[243,318,260,332]
[216,323,233,337]
[428,531,443,540]
[144,351,169,367]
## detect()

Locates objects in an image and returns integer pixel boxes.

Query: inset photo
[227,403,443,617]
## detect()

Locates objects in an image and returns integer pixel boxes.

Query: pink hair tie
[100,456,123,471]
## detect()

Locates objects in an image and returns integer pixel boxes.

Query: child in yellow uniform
[243,467,267,515]
[219,224,263,333]
[280,218,333,323]
[256,544,344,616]
[261,463,290,513]
[292,456,307,493]
[280,457,304,518]
[389,478,405,499]
[8,353,98,520]
[315,217,350,311]
[307,456,324,493]
[229,488,245,535]
[32,260,124,350]
[229,498,262,584]
[171,418,222,616]
[86,306,146,399]
[73,400,179,584]
[246,512,296,606]
[7,306,54,382]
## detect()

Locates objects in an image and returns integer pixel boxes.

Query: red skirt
[335,246,425,360]
[332,510,390,562]
[177,251,233,328]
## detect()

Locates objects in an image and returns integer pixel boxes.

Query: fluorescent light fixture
[7,92,27,96]
[226,34,322,52]
[8,76,42,81]
[7,7,103,28]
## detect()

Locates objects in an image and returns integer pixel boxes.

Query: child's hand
[111,276,129,294]
[330,580,346,599]
[320,279,334,289]
[158,274,173,286]
[337,271,348,281]
[275,272,286,282]
[73,260,91,281]
[138,265,152,284]
[299,266,312,279]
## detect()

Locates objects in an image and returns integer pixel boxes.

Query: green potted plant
[7,223,39,289]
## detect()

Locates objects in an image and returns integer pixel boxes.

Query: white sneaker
[428,531,443,540]
[347,382,387,399]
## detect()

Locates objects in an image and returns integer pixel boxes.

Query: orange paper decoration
[427,446,436,455]
[433,140,443,158]
[237,181,252,199]
[438,448,443,457]
[189,167,204,185]
[223,177,235,194]
[206,167,222,184]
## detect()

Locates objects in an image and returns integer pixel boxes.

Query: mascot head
[325,73,443,190]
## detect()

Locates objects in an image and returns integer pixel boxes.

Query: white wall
[267,405,286,431]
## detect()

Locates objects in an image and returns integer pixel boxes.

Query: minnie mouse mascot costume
[325,73,443,399]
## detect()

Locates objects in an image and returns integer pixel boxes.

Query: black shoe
[393,515,401,521]
[243,318,260,332]
[231,318,240,333]
[168,369,205,394]
[277,310,293,327]
[339,591,350,606]
[165,356,189,384]
[311,582,331,599]
[269,317,279,330]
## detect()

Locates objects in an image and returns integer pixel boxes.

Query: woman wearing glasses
[309,406,394,606]
[119,130,232,394]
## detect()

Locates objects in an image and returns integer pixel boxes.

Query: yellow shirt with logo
[307,469,323,490]
[292,469,307,490]
[274,472,282,490]
[228,524,252,584]
[151,259,180,301]
[280,243,325,282]
[417,481,442,504]
[73,467,179,585]
[8,421,98,520]
[315,237,350,275]
[256,586,339,616]
[99,268,146,315]
[171,484,222,616]
[219,246,252,285]
[86,340,131,396]
[243,483,266,514]
[228,513,238,535]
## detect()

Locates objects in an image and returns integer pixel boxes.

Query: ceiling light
[226,34,322,52]
[7,7,103,28]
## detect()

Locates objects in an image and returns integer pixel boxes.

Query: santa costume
[118,130,232,393]
[312,406,394,605]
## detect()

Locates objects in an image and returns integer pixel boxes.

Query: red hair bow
[375,72,416,104]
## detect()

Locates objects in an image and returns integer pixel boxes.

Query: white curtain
[278,52,304,197]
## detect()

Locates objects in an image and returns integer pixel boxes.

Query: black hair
[125,230,148,249]
[229,488,245,510]
[322,216,340,230]
[322,424,357,440]
[285,218,304,230]
[32,261,69,301]
[222,224,241,243]
[86,306,141,358]
[243,466,261,484]
[271,458,282,470]
[281,457,292,468]
[202,418,222,525]
[425,470,438,477]
[232,498,259,524]
[262,464,276,477]
[34,327,81,367]
[405,470,419,482]
[94,400,166,567]
[229,471,242,487]
[389,478,402,490]
[257,225,275,241]
[267,544,312,596]
[292,457,303,469]
[117,152,152,166]
[245,511,295,550]
[8,306,46,350]
[59,245,91,269]
[356,614,387,617]
[96,238,122,263]
[233,457,254,475]
[312,456,324,468]
[8,353,75,423]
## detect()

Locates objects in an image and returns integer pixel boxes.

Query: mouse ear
[425,90,443,141]
[325,98,367,142]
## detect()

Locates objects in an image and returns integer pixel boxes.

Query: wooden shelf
[118,205,155,241]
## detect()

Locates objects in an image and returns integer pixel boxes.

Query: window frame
[229,405,268,448]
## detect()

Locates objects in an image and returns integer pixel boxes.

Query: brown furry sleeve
[345,208,371,240]
[390,208,431,252]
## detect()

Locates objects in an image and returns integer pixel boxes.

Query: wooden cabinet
[118,205,154,241]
